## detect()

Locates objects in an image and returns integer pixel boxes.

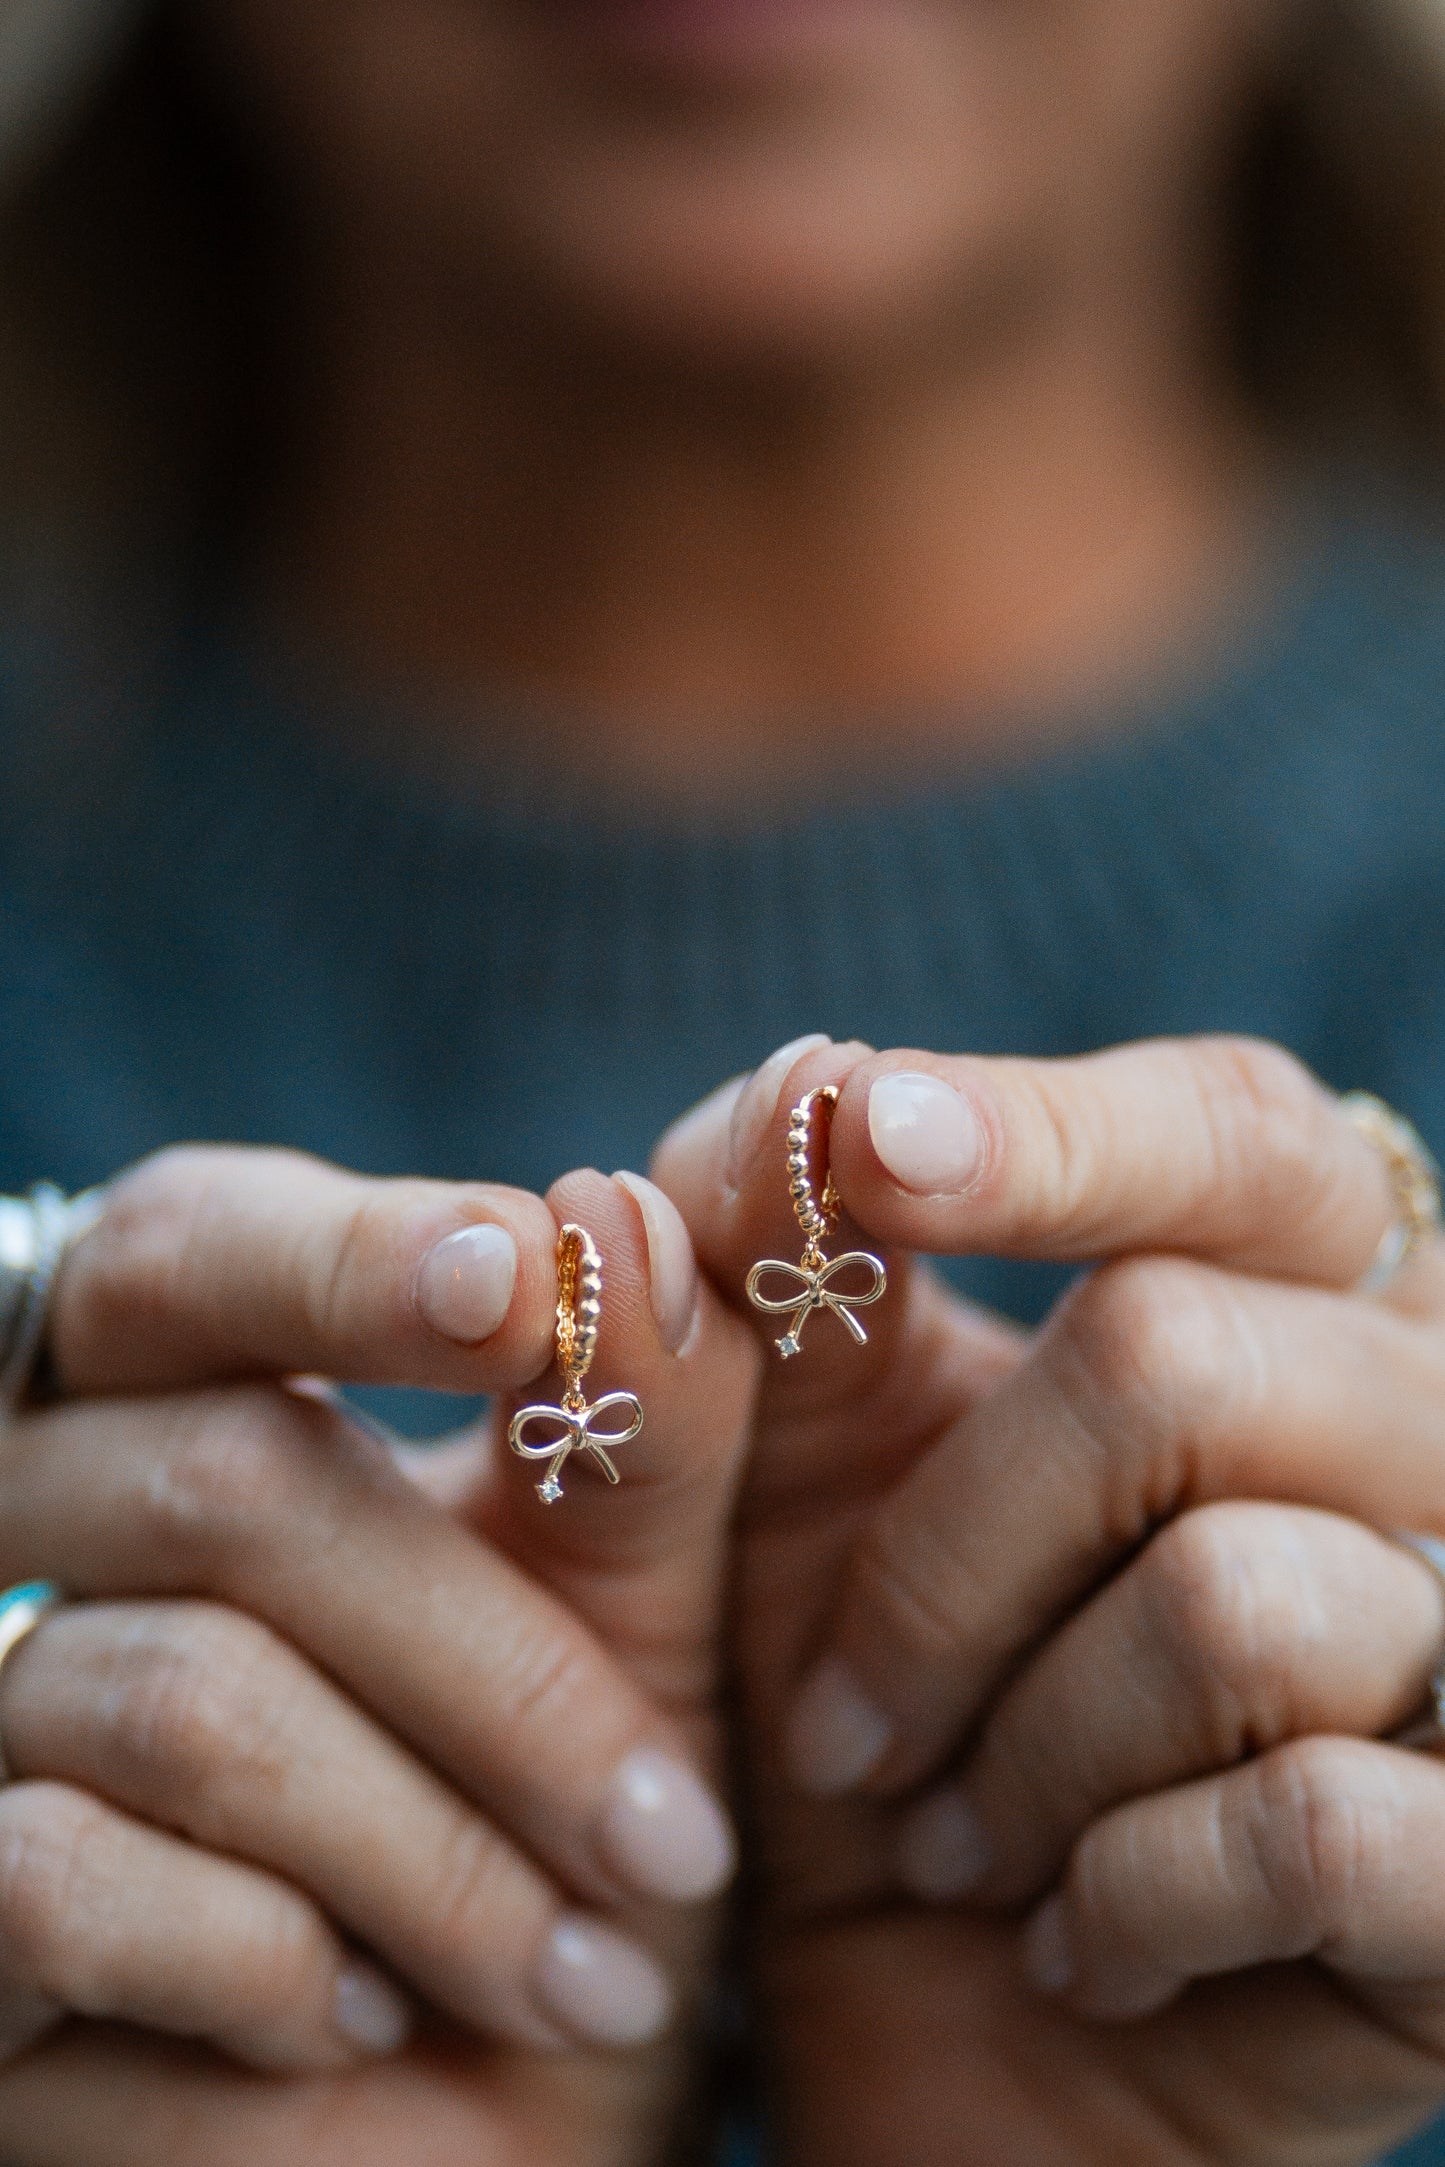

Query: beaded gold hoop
[746,1085,887,1359]
[508,1224,644,1502]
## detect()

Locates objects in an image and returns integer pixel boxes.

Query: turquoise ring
[0,1581,62,1779]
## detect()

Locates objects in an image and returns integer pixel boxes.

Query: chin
[470,135,1035,371]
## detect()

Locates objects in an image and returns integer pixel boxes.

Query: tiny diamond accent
[778,1334,801,1359]
[538,1476,563,1504]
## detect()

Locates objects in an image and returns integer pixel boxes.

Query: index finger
[49,1146,560,1395]
[829,1037,1399,1284]
[658,1036,1402,1305]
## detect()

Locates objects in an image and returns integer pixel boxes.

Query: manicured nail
[536,1916,673,2048]
[613,1174,701,1356]
[415,1223,518,1343]
[786,1657,892,1796]
[654,1073,748,1186]
[868,1072,983,1195]
[897,1792,991,1902]
[334,1963,413,2056]
[1023,1897,1075,1997]
[726,1035,832,1185]
[600,1747,737,1904]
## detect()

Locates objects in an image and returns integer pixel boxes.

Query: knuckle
[1248,1738,1399,1938]
[1049,1255,1251,1461]
[83,1148,233,1326]
[0,1786,110,1991]
[1191,1037,1332,1215]
[490,1624,606,1746]
[418,1814,526,1979]
[96,1605,292,1807]
[1013,1068,1101,1236]
[140,1388,303,1568]
[850,1514,978,1666]
[303,1188,384,1348]
[1142,1508,1320,1749]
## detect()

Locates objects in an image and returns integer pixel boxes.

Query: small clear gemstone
[778,1335,801,1359]
[538,1476,563,1503]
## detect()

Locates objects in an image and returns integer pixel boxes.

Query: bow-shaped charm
[745,1249,887,1359]
[508,1390,645,1504]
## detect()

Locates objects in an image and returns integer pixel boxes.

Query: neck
[261,237,1281,805]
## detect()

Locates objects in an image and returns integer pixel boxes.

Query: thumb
[651,1041,1020,1514]
[487,1167,761,1719]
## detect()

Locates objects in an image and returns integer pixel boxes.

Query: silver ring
[1341,1094,1442,1294]
[0,1184,104,1414]
[0,1580,62,1782]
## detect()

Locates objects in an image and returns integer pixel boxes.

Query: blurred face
[201,0,1281,364]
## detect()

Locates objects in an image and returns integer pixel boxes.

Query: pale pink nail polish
[415,1223,518,1343]
[726,1035,832,1184]
[786,1657,892,1796]
[897,1792,991,1902]
[334,1964,413,2056]
[600,1747,737,1903]
[867,1072,983,1195]
[613,1174,701,1356]
[536,1917,673,2048]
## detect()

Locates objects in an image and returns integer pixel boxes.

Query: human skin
[0,1149,758,2165]
[193,0,1287,791]
[9,2,1434,2158]
[654,1035,1445,2165]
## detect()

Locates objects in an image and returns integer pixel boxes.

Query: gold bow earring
[746,1085,887,1359]
[509,1225,644,1503]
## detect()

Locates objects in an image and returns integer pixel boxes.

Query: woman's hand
[657,1033,1445,2166]
[0,1146,757,2166]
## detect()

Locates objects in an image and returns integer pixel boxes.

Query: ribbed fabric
[5,500,1445,1325]
[3,498,1445,2160]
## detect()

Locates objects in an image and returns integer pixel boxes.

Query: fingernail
[726,1035,832,1185]
[868,1072,983,1195]
[1023,1897,1075,1998]
[613,1175,701,1357]
[654,1073,748,1185]
[536,1916,673,2048]
[786,1657,892,1796]
[600,1746,737,1903]
[334,1963,413,2056]
[897,1791,991,1902]
[415,1223,518,1344]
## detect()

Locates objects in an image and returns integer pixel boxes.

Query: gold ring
[0,1581,62,1781]
[1341,1093,1441,1293]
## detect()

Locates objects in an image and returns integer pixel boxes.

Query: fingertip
[725,1035,834,1187]
[535,1915,674,2049]
[413,1222,519,1345]
[612,1173,701,1357]
[600,1746,737,1903]
[866,1071,986,1197]
[650,1074,749,1222]
[897,1790,992,1903]
[830,1053,998,1214]
[1021,1894,1177,2022]
[332,1962,413,2059]
[785,1657,893,1796]
[401,1187,561,1389]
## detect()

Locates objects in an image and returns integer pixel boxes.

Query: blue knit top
[3,498,1445,2161]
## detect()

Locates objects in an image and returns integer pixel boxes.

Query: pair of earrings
[510,1085,887,1503]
